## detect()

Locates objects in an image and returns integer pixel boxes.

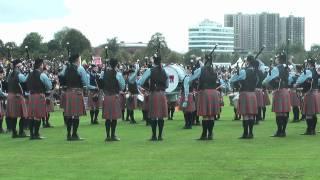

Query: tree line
[0,27,319,65]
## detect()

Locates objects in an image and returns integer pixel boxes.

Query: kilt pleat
[0,100,5,118]
[238,92,258,115]
[197,89,220,116]
[179,93,196,112]
[255,89,264,107]
[87,90,102,109]
[148,91,168,119]
[141,95,149,111]
[28,93,47,119]
[6,93,28,118]
[119,93,126,110]
[102,95,121,120]
[289,90,300,107]
[126,95,137,110]
[64,89,86,117]
[272,89,291,113]
[303,90,320,115]
[263,91,270,106]
[60,91,66,109]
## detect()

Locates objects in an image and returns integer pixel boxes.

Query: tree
[21,32,43,52]
[146,32,170,58]
[61,28,91,55]
[0,39,5,58]
[106,37,120,58]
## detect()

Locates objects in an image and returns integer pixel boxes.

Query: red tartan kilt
[126,95,137,110]
[289,90,300,107]
[303,90,320,115]
[197,89,220,116]
[263,91,270,106]
[28,94,47,118]
[119,93,125,110]
[148,91,168,119]
[179,93,196,112]
[141,95,149,111]
[238,92,258,115]
[102,95,121,119]
[0,100,5,118]
[64,89,86,117]
[87,90,102,109]
[60,91,66,109]
[46,98,55,113]
[255,89,264,107]
[6,93,28,118]
[272,89,291,113]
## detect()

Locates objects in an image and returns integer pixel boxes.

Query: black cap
[109,58,118,69]
[278,53,286,63]
[69,54,80,63]
[12,59,22,67]
[34,58,44,69]
[0,66,4,74]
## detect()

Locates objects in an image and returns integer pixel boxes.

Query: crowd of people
[0,49,318,142]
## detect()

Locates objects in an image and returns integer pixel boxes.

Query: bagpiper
[295,59,320,135]
[184,54,220,140]
[88,64,101,125]
[59,54,95,141]
[0,67,7,133]
[138,54,168,141]
[230,55,258,139]
[100,58,125,141]
[126,64,139,124]
[6,59,28,138]
[262,53,291,137]
[26,58,52,139]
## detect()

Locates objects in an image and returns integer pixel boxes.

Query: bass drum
[163,64,186,93]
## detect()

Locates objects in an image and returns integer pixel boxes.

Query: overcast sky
[0,0,318,53]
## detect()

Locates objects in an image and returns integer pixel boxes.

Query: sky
[0,0,318,53]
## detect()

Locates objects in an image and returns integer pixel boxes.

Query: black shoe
[71,134,83,141]
[67,134,72,141]
[130,120,137,124]
[158,136,163,141]
[271,133,281,137]
[197,136,207,140]
[247,134,254,139]
[207,135,213,140]
[111,136,120,141]
[239,135,248,139]
[104,137,112,142]
[18,132,29,138]
[31,135,44,140]
[280,132,286,137]
[149,136,157,141]
[93,121,99,125]
[301,131,312,135]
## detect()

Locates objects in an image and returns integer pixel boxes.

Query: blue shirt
[229,69,246,89]
[99,71,126,91]
[38,70,52,91]
[262,66,290,86]
[137,66,169,88]
[59,64,96,89]
[128,68,139,84]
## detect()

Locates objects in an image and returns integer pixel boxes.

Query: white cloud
[0,0,319,53]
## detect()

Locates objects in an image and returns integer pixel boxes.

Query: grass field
[1,98,320,180]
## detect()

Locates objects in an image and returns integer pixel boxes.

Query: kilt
[179,93,196,112]
[119,92,126,110]
[197,89,220,117]
[0,100,5,118]
[289,89,300,107]
[28,93,47,119]
[46,98,55,113]
[148,91,168,119]
[272,89,291,113]
[303,90,320,115]
[64,89,86,117]
[238,92,258,115]
[60,91,66,109]
[102,95,121,120]
[126,95,137,110]
[263,91,271,106]
[87,90,102,109]
[141,95,149,111]
[255,89,264,108]
[6,93,28,118]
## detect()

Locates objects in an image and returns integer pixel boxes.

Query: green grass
[1,97,320,180]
